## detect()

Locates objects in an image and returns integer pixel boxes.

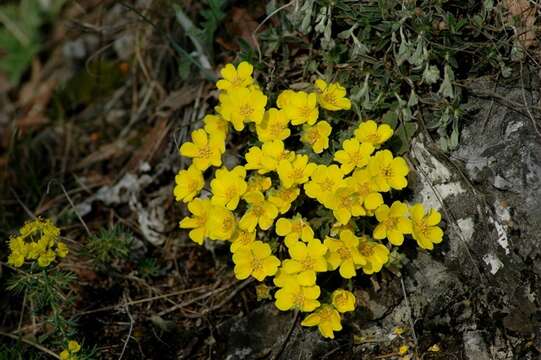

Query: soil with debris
[1,1,540,359]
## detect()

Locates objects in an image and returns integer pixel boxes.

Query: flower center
[306,129,320,144]
[367,133,380,144]
[358,242,374,256]
[322,93,337,105]
[251,204,265,217]
[222,217,234,232]
[337,247,351,260]
[293,291,305,308]
[334,294,348,307]
[384,217,398,229]
[289,168,305,181]
[301,256,315,270]
[237,232,253,245]
[198,145,212,159]
[225,186,237,201]
[291,222,303,234]
[318,178,335,191]
[298,105,313,118]
[251,256,263,272]
[269,123,284,137]
[239,104,254,117]
[382,166,394,178]
[318,307,333,321]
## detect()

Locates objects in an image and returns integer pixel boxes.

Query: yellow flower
[216,61,254,91]
[356,236,390,274]
[280,91,319,125]
[334,138,374,174]
[256,108,290,142]
[210,166,247,210]
[59,351,74,360]
[276,89,295,109]
[282,239,327,285]
[8,218,63,268]
[410,204,444,250]
[275,215,314,248]
[267,186,300,214]
[68,341,81,353]
[204,114,229,142]
[239,191,278,231]
[230,229,256,253]
[207,205,236,240]
[348,169,384,211]
[246,174,272,193]
[367,150,409,192]
[179,129,224,171]
[373,201,412,245]
[354,120,393,148]
[301,304,342,339]
[174,165,204,203]
[314,79,351,111]
[245,140,294,174]
[217,87,267,131]
[232,240,280,281]
[326,187,366,225]
[179,198,212,244]
[324,230,365,279]
[59,340,80,360]
[399,345,410,355]
[301,121,332,153]
[331,289,356,313]
[274,275,321,312]
[56,243,69,258]
[304,164,345,206]
[277,154,317,188]
[37,250,56,267]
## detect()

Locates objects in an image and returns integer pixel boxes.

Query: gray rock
[223,304,338,360]
[224,75,541,359]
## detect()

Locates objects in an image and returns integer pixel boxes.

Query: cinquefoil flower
[211,166,247,210]
[239,191,278,231]
[256,108,290,142]
[179,129,223,171]
[232,241,280,281]
[217,87,267,131]
[277,154,317,189]
[174,165,204,203]
[373,201,412,245]
[324,230,365,279]
[410,204,444,250]
[275,214,314,248]
[282,239,327,285]
[334,138,374,174]
[304,164,345,207]
[354,120,393,148]
[280,91,318,125]
[367,150,409,192]
[315,79,351,111]
[331,289,356,313]
[301,121,332,154]
[301,304,342,339]
[216,61,254,91]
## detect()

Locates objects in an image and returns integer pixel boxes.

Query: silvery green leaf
[483,0,494,11]
[422,64,440,84]
[314,6,328,33]
[407,89,418,107]
[438,136,449,152]
[449,122,459,149]
[337,24,357,39]
[408,35,424,67]
[395,27,411,66]
[351,34,369,57]
[438,64,455,99]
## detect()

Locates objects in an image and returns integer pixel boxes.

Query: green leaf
[394,121,418,155]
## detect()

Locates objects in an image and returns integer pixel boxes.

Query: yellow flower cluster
[7,218,68,268]
[59,340,81,360]
[174,61,444,339]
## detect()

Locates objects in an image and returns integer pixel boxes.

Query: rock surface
[223,75,541,359]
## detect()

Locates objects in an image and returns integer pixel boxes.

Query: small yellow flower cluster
[59,340,81,360]
[7,218,68,268]
[174,61,444,339]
